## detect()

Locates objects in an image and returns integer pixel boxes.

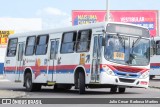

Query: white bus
[150,36,160,79]
[4,22,150,94]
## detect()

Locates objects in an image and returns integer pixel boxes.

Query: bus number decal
[113,52,124,60]
[80,54,85,65]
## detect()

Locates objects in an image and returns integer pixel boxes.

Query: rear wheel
[78,72,85,94]
[110,86,117,93]
[118,88,126,93]
[25,73,41,92]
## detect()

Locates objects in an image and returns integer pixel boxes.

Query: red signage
[72,10,158,37]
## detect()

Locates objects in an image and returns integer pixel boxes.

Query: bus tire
[110,86,117,93]
[118,88,125,93]
[78,72,85,94]
[25,73,34,92]
[25,73,41,92]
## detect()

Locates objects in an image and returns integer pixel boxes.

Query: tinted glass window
[25,36,36,55]
[76,30,91,52]
[36,35,49,55]
[7,38,18,57]
[61,32,76,53]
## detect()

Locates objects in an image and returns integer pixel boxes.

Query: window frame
[7,38,18,57]
[76,29,92,52]
[35,34,49,55]
[25,36,36,56]
[60,31,77,54]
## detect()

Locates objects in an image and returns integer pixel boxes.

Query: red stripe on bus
[150,63,160,66]
[100,64,148,73]
[4,64,91,72]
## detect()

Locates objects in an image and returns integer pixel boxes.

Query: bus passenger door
[91,35,102,83]
[15,42,24,82]
[48,39,59,82]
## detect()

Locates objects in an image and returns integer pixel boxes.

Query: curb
[0,75,10,82]
[149,86,160,89]
[0,75,4,79]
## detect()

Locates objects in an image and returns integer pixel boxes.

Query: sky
[0,0,160,29]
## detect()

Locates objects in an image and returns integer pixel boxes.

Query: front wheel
[78,72,85,94]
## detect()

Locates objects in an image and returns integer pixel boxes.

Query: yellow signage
[80,53,85,65]
[0,30,14,45]
[114,52,125,60]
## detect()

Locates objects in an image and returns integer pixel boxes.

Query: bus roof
[9,22,148,38]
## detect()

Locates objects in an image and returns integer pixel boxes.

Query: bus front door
[15,42,24,82]
[91,35,102,83]
[48,39,59,82]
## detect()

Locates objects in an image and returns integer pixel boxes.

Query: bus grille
[116,72,138,78]
[119,78,135,83]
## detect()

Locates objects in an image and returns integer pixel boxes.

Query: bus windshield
[104,34,150,66]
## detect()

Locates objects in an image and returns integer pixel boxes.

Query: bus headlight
[102,65,115,76]
[139,71,149,79]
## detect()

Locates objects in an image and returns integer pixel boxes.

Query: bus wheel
[78,72,85,94]
[118,88,125,93]
[25,73,33,92]
[25,73,41,92]
[110,86,117,93]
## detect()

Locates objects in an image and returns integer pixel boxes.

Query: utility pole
[106,0,110,22]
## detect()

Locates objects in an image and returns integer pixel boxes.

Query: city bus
[150,36,160,79]
[3,22,150,94]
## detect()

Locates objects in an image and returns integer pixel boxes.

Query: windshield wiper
[116,33,125,52]
[131,36,142,53]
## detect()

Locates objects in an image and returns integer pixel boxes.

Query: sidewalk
[0,75,26,98]
[0,90,26,98]
[0,75,9,82]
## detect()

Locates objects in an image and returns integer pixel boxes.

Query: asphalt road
[0,81,160,98]
[1,81,160,107]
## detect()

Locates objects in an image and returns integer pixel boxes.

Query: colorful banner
[0,30,14,45]
[72,10,158,37]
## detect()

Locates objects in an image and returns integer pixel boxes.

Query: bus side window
[7,38,18,57]
[61,32,77,53]
[25,36,36,56]
[76,30,91,52]
[156,40,160,55]
[35,35,49,55]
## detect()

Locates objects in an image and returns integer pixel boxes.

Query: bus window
[76,30,91,52]
[35,35,49,55]
[156,40,160,55]
[7,38,18,57]
[61,32,77,53]
[25,36,36,56]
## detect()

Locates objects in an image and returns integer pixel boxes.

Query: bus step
[47,81,56,86]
